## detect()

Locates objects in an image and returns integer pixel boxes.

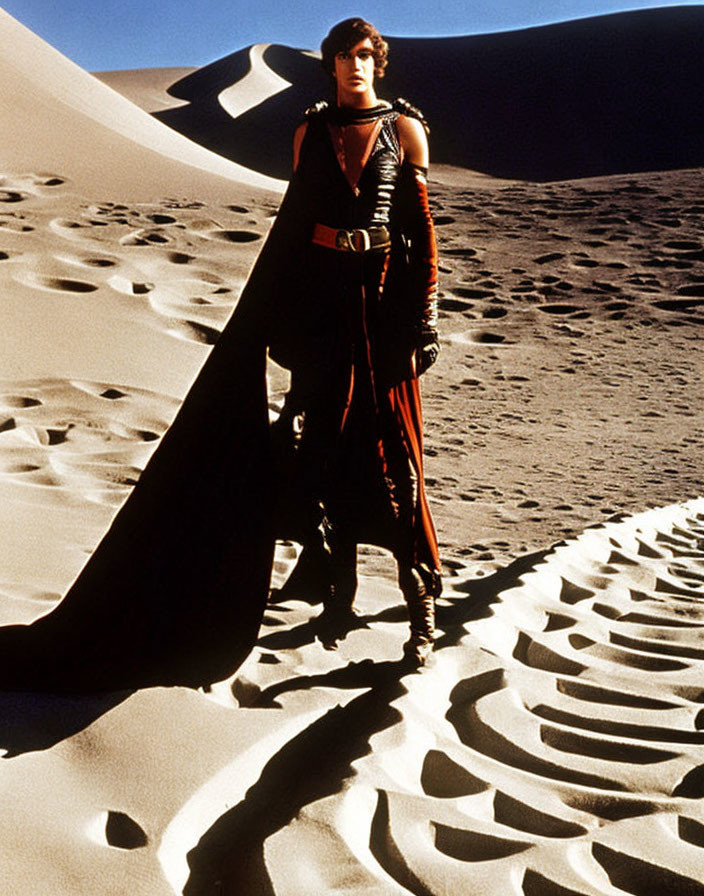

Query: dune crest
[218,44,293,120]
[104,7,704,182]
[0,9,283,198]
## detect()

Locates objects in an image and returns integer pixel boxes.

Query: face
[334,37,376,101]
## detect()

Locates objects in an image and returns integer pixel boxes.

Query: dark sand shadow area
[155,46,327,181]
[0,690,131,757]
[143,8,704,182]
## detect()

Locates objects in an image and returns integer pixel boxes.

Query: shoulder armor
[392,97,429,134]
[304,100,329,120]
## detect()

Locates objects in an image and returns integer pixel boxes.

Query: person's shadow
[183,548,549,895]
[0,689,132,757]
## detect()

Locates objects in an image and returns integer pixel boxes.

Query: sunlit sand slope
[0,10,282,197]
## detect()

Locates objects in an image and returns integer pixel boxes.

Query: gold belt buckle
[335,228,371,252]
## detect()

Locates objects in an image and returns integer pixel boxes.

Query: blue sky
[2,0,699,71]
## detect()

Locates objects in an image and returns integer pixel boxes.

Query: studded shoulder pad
[304,100,329,120]
[392,97,429,134]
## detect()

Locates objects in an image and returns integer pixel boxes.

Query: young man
[263,18,442,664]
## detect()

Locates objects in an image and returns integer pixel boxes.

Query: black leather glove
[416,328,440,375]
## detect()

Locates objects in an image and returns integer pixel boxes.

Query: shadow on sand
[0,690,132,758]
[151,9,704,182]
[183,548,550,894]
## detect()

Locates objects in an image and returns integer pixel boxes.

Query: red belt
[312,223,390,253]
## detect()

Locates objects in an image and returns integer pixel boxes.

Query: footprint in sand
[0,378,177,504]
[0,395,42,409]
[439,297,473,312]
[0,218,34,233]
[455,286,495,299]
[166,251,195,264]
[537,303,586,316]
[473,331,508,344]
[533,252,565,264]
[166,319,221,345]
[49,217,85,234]
[1,173,66,194]
[207,229,262,243]
[119,233,151,247]
[38,176,65,188]
[15,272,98,294]
[146,214,176,225]
[86,810,148,850]
[142,230,170,244]
[54,252,118,269]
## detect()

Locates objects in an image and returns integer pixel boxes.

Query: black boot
[399,564,436,667]
[315,540,358,649]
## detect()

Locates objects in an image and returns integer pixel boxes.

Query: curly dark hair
[320,18,388,79]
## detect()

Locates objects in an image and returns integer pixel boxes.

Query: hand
[416,332,439,375]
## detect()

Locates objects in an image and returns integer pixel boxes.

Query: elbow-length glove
[397,160,440,375]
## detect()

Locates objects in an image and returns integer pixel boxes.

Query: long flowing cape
[0,214,299,691]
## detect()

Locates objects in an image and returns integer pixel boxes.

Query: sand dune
[1,5,704,895]
[217,44,295,120]
[93,67,198,112]
[99,44,324,183]
[100,7,704,181]
[0,10,282,198]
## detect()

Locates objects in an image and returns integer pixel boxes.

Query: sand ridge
[0,9,283,198]
[179,500,704,894]
[93,67,199,113]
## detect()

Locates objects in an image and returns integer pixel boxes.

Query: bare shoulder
[292,121,308,171]
[396,115,429,168]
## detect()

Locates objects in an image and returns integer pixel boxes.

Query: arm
[396,114,429,169]
[396,115,439,374]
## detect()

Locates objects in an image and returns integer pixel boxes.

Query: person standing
[262,17,442,665]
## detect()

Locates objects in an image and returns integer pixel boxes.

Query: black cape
[0,211,300,691]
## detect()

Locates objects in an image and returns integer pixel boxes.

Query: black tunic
[264,101,440,568]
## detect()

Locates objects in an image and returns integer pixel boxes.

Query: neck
[336,87,378,109]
